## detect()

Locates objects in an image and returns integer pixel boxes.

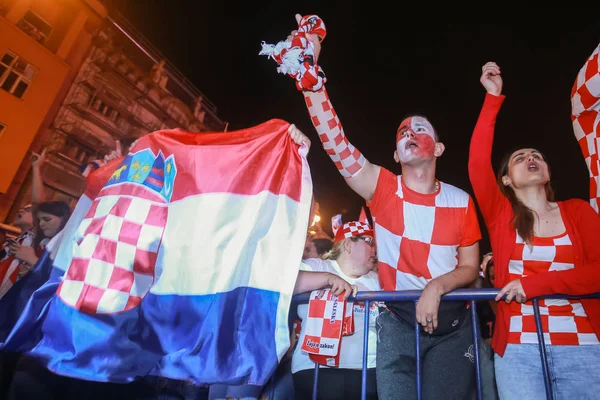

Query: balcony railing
[290,289,600,400]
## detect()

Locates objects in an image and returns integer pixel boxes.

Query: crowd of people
[279,14,600,400]
[0,14,598,400]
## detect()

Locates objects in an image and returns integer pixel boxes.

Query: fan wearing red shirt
[469,59,600,399]
[286,17,482,399]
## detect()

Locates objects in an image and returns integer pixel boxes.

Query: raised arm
[299,27,380,201]
[30,148,46,206]
[468,62,510,224]
[571,42,600,212]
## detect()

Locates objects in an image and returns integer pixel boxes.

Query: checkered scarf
[259,14,327,92]
[301,288,354,367]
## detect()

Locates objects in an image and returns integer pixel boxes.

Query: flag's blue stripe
[8,263,281,386]
[0,250,58,351]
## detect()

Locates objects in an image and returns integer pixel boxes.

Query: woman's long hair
[33,201,71,249]
[496,150,555,245]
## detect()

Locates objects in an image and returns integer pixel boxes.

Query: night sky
[105,1,599,252]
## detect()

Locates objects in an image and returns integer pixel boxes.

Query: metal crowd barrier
[291,288,600,400]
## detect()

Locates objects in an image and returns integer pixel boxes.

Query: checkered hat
[333,221,373,243]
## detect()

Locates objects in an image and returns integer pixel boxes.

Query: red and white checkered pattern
[301,289,351,357]
[334,221,373,243]
[507,232,599,345]
[571,42,600,213]
[259,15,327,92]
[57,190,167,314]
[304,88,367,178]
[369,168,481,291]
[0,231,35,298]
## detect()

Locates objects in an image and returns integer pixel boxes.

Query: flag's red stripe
[145,176,164,188]
[86,119,303,202]
[151,168,164,177]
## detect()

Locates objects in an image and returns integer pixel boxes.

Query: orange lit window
[16,10,52,44]
[0,52,37,99]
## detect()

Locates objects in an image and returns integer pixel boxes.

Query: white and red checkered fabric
[334,221,373,243]
[507,232,599,345]
[57,189,167,314]
[0,230,35,298]
[368,168,481,291]
[572,42,600,213]
[301,289,351,357]
[304,88,367,178]
[259,15,327,92]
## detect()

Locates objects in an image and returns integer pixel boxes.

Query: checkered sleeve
[571,42,600,213]
[460,196,482,247]
[303,88,367,178]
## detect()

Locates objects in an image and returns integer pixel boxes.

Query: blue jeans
[495,344,600,400]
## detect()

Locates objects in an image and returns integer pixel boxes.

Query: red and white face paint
[395,116,436,164]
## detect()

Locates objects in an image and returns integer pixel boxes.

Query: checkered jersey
[368,168,481,290]
[57,188,167,314]
[508,232,599,345]
[572,42,600,213]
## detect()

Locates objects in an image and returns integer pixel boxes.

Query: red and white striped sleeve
[571,42,600,213]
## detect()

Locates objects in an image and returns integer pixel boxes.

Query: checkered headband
[333,221,373,243]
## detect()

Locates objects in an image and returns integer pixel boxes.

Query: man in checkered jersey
[286,15,482,399]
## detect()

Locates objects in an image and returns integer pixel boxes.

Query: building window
[16,10,52,44]
[89,98,119,121]
[0,52,37,99]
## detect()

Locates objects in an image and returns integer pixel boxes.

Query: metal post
[533,299,553,400]
[312,362,319,400]
[361,300,371,400]
[289,290,600,400]
[415,300,422,400]
[470,301,483,400]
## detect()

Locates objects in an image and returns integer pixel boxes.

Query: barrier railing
[291,289,600,400]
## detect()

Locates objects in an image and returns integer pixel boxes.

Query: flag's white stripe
[274,143,312,359]
[54,195,94,271]
[142,190,305,293]
[151,146,311,296]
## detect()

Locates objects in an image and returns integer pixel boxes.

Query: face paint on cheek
[411,133,435,157]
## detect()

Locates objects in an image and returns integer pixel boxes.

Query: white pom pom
[277,47,303,75]
[259,40,292,58]
[259,41,276,56]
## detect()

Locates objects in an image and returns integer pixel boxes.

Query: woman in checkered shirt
[469,60,600,399]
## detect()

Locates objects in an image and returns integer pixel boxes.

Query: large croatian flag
[0,119,312,387]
